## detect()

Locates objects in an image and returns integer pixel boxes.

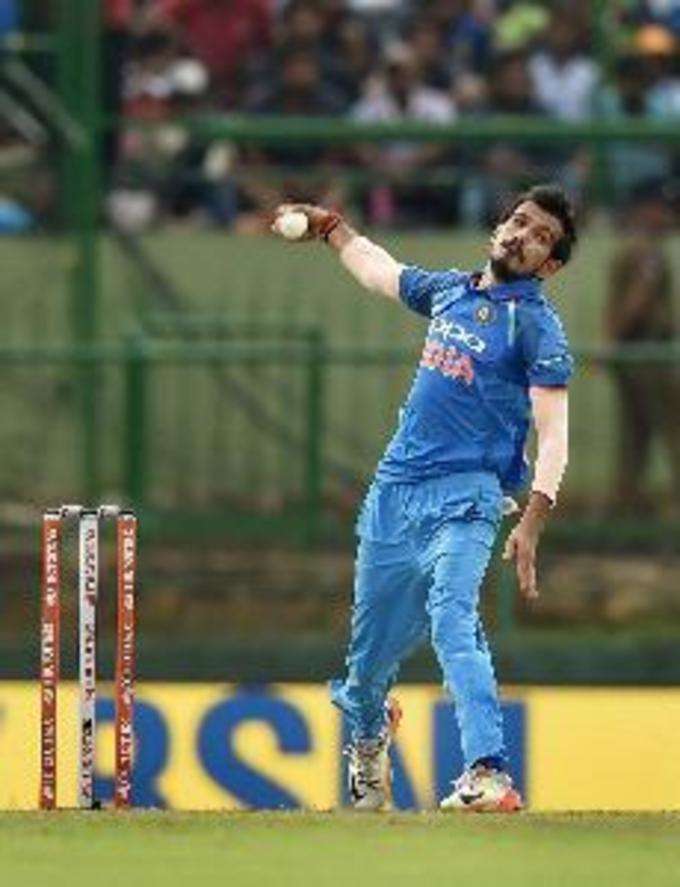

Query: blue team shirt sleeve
[399,266,464,318]
[519,303,574,387]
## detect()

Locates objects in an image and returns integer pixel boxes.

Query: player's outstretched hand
[271,203,338,241]
[503,491,552,600]
[503,523,539,601]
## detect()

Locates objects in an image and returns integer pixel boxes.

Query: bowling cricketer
[273,184,576,812]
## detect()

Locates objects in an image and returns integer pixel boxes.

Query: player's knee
[430,603,477,656]
[430,591,476,625]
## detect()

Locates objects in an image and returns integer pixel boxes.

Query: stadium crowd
[105,0,680,230]
[2,0,680,230]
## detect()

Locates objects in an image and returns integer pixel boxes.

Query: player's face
[489,201,565,281]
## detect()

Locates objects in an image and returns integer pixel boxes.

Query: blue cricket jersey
[375,266,574,492]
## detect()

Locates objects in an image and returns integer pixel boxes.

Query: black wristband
[529,489,555,509]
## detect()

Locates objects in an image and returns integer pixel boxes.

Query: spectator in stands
[408,19,454,91]
[352,42,457,226]
[115,29,185,227]
[643,0,680,34]
[331,18,377,106]
[460,49,545,225]
[0,123,40,232]
[0,0,18,37]
[160,59,242,225]
[605,182,680,512]
[115,48,229,230]
[106,0,677,232]
[452,69,489,115]
[634,24,680,117]
[122,31,179,122]
[246,0,353,108]
[103,0,135,169]
[149,0,274,105]
[416,0,494,74]
[247,48,346,122]
[525,12,595,211]
[597,50,676,203]
[279,0,332,53]
[492,2,549,55]
[488,49,541,116]
[318,0,362,52]
[240,49,346,229]
[529,15,600,120]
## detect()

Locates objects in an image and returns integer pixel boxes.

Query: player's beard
[489,255,529,282]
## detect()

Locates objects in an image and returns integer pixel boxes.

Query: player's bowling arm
[530,385,569,505]
[335,233,405,301]
[272,202,404,300]
[321,215,403,299]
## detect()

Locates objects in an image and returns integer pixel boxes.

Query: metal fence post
[57,0,103,500]
[123,337,149,509]
[304,329,325,546]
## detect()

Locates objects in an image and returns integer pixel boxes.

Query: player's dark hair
[501,185,578,265]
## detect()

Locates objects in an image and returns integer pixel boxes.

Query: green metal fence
[0,332,677,544]
[0,227,679,536]
[0,338,324,540]
[1,1,103,498]
[1,7,679,682]
[1,7,679,539]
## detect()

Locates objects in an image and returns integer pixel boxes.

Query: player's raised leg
[331,544,425,729]
[331,487,429,810]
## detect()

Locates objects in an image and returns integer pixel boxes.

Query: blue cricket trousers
[330,471,505,768]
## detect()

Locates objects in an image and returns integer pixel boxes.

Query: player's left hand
[503,491,552,600]
[502,522,539,600]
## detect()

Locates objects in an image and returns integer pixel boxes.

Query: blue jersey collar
[467,272,543,303]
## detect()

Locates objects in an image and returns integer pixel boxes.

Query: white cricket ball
[275,211,309,241]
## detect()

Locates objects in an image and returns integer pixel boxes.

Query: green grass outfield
[1,811,679,887]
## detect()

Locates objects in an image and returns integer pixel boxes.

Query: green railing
[121,113,679,211]
[2,8,680,518]
[156,114,680,146]
[1,223,679,533]
[0,332,678,645]
[0,333,676,530]
[1,3,103,499]
[1,7,678,681]
[0,337,326,543]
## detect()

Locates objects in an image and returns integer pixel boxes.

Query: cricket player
[273,185,576,812]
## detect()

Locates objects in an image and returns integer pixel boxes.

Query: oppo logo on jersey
[430,318,487,354]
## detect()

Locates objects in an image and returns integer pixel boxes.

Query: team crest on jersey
[474,303,496,325]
